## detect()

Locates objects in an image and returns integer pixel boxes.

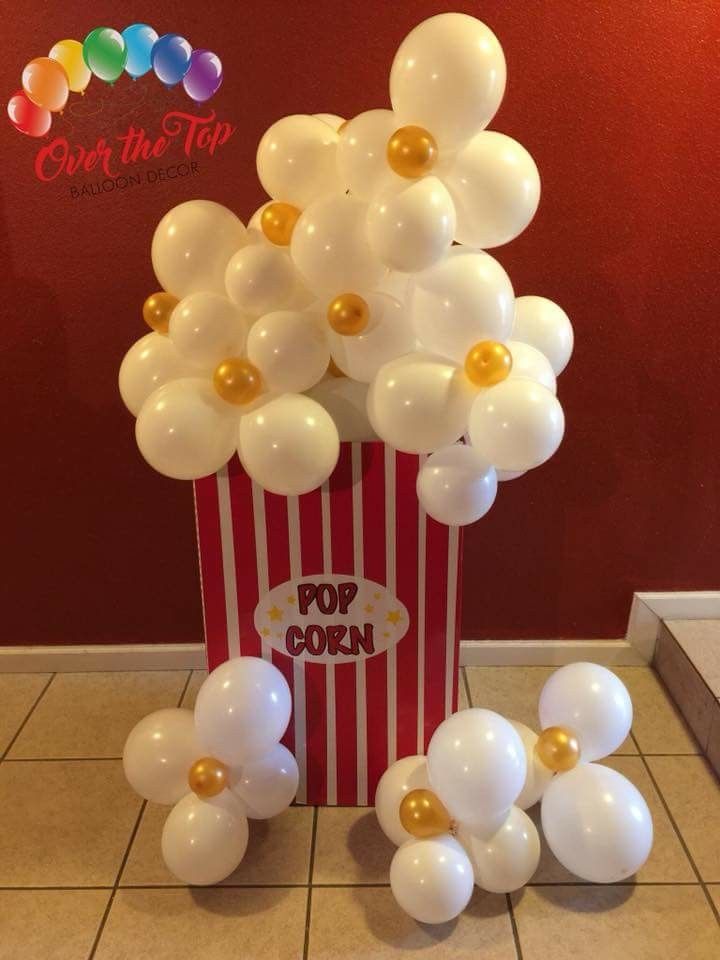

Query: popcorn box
[193,441,462,805]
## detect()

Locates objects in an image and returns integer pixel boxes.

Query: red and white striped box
[193,441,462,806]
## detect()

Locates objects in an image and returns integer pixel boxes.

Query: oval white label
[253,574,409,664]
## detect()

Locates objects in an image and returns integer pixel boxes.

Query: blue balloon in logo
[151,34,193,87]
[122,24,159,79]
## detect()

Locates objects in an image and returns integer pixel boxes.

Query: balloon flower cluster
[119,12,573,528]
[123,657,298,885]
[8,24,222,138]
[375,663,653,924]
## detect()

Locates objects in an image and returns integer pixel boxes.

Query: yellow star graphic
[364,603,374,613]
[287,596,296,604]
[373,592,381,600]
[261,627,270,637]
[386,609,403,626]
[268,605,283,622]
[383,631,390,638]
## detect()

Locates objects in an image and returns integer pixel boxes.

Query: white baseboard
[625,591,720,662]
[0,643,207,673]
[460,639,644,667]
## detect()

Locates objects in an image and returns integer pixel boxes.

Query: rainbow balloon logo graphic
[7,25,223,138]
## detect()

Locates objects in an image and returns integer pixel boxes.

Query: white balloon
[409,248,514,363]
[314,112,346,131]
[194,656,292,766]
[327,293,414,383]
[119,333,195,417]
[231,743,299,819]
[169,293,248,371]
[416,444,497,526]
[538,663,633,762]
[541,763,653,883]
[390,836,474,924]
[291,194,386,296]
[247,310,329,393]
[366,177,455,273]
[496,468,527,482]
[306,376,377,442]
[374,755,430,846]
[468,380,565,472]
[225,244,297,317]
[427,709,526,826]
[161,791,249,886]
[512,296,574,375]
[135,379,237,481]
[507,340,557,394]
[238,394,340,496]
[443,132,540,248]
[336,109,400,200]
[509,721,555,809]
[390,13,506,149]
[460,807,540,892]
[123,708,201,805]
[256,114,342,207]
[152,200,246,298]
[367,353,475,454]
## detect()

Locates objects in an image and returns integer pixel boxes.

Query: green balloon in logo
[83,27,128,84]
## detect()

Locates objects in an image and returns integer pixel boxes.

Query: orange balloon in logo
[22,57,69,113]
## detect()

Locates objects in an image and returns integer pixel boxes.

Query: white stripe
[320,480,337,805]
[287,497,307,804]
[251,481,271,662]
[351,443,368,806]
[385,446,397,766]
[416,455,427,754]
[216,466,240,659]
[445,526,460,717]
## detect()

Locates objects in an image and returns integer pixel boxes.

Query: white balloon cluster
[119,12,573,521]
[123,657,298,885]
[376,663,653,924]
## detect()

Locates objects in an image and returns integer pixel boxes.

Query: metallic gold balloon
[535,726,581,772]
[188,756,229,798]
[213,357,263,405]
[399,788,453,839]
[464,341,512,387]
[143,292,178,335]
[261,202,302,246]
[387,125,438,178]
[327,293,369,336]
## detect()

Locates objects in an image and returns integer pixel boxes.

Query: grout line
[462,668,473,708]
[505,892,524,960]
[177,670,195,707]
[302,808,319,960]
[1,673,56,761]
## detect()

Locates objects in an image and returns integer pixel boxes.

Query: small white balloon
[123,708,202,805]
[510,721,555,810]
[238,393,340,496]
[247,310,329,393]
[327,293,415,383]
[169,293,248,371]
[512,296,574,375]
[507,340,557,394]
[314,112,346,131]
[231,743,299,819]
[538,663,633,762]
[225,244,297,317]
[256,114,342,207]
[468,379,565,472]
[194,657,292,766]
[135,379,238,481]
[541,763,653,883]
[416,444,497,526]
[460,806,541,892]
[306,376,377,442]
[119,333,195,417]
[390,835,474,924]
[336,109,400,200]
[374,755,431,847]
[161,791,249,886]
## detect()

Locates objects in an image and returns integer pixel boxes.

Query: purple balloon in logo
[151,33,192,87]
[182,50,223,103]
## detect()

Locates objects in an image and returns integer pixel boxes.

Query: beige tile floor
[0,666,717,959]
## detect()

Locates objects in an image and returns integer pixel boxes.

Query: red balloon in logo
[7,89,51,137]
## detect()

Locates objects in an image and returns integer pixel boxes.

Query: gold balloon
[143,292,178,335]
[399,788,453,839]
[261,202,302,246]
[387,125,438,178]
[188,756,229,798]
[327,293,369,336]
[464,341,513,387]
[213,358,263,405]
[535,726,581,772]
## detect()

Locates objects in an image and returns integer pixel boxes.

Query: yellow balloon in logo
[49,39,91,94]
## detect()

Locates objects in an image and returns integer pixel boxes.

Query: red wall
[2,1,718,646]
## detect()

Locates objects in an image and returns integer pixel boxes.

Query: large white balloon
[367,353,475,455]
[336,109,400,200]
[119,333,195,417]
[169,293,248,371]
[327,293,415,383]
[306,376,377,442]
[541,763,653,883]
[510,720,555,810]
[416,444,497,526]
[231,743,299,819]
[374,755,431,847]
[314,113,345,131]
[135,379,238,481]
[246,310,329,393]
[538,663,633,762]
[390,13,506,149]
[161,791,249,886]
[409,249,514,363]
[225,245,297,317]
[460,806,541,893]
[507,340,557,393]
[468,379,565,472]
[152,200,246,298]
[123,708,201,805]
[512,296,574,375]
[366,177,456,273]
[390,835,474,924]
[427,709,526,826]
[194,657,292,766]
[443,132,540,248]
[238,394,340,496]
[256,114,342,207]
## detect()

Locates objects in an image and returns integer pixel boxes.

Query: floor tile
[122,802,313,886]
[665,619,720,697]
[646,756,720,881]
[94,886,307,960]
[0,889,110,960]
[308,886,516,959]
[458,670,469,710]
[707,706,720,778]
[313,807,395,884]
[615,666,699,754]
[181,670,207,709]
[708,885,720,914]
[0,673,51,755]
[654,625,716,749]
[0,760,141,886]
[8,671,190,758]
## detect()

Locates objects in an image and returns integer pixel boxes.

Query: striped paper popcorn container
[193,441,463,806]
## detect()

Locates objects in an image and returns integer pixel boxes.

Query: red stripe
[394,452,419,757]
[263,491,295,755]
[227,457,261,658]
[424,516,449,750]
[193,477,228,670]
